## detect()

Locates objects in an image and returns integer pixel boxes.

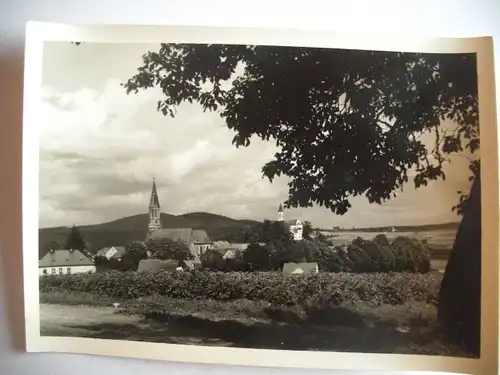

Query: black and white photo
[22,24,499,374]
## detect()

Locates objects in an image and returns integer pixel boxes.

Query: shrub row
[40,270,443,306]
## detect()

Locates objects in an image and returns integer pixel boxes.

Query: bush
[347,244,376,272]
[391,236,431,273]
[200,249,224,270]
[39,270,442,307]
[353,236,396,272]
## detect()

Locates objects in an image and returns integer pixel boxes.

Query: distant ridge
[319,222,460,233]
[38,212,260,259]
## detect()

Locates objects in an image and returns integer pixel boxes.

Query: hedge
[40,270,442,307]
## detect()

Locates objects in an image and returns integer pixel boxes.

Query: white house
[39,249,96,276]
[277,204,304,240]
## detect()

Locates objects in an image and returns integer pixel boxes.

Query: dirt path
[40,303,143,337]
[39,303,466,356]
[39,303,233,346]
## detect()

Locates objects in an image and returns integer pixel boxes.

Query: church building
[277,203,303,241]
[145,177,212,260]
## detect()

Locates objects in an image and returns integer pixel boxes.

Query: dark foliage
[302,221,313,239]
[146,238,193,261]
[123,45,479,215]
[122,241,149,271]
[243,243,272,270]
[39,270,443,307]
[63,226,87,251]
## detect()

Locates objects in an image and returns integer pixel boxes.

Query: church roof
[147,228,192,243]
[278,203,283,211]
[285,219,301,225]
[146,228,211,244]
[192,229,210,243]
[39,249,94,268]
[149,178,160,208]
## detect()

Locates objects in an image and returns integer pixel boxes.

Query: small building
[282,262,319,275]
[212,242,265,259]
[39,249,95,276]
[137,259,181,272]
[96,246,126,260]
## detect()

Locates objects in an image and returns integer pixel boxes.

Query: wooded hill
[39,212,260,259]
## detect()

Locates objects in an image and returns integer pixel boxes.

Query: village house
[145,177,213,260]
[211,241,267,259]
[96,246,126,260]
[282,262,319,275]
[277,203,304,240]
[39,249,96,276]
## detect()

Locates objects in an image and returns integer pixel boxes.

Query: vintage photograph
[37,40,482,359]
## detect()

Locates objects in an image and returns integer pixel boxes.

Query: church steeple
[149,176,160,208]
[277,203,284,221]
[148,176,162,233]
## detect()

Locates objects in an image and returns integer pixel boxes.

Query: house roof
[146,228,211,244]
[212,240,231,249]
[137,259,180,272]
[282,262,318,274]
[96,246,126,259]
[39,249,94,268]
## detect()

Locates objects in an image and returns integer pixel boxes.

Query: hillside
[39,212,260,259]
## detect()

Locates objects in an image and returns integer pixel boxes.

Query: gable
[282,262,318,273]
[109,246,126,259]
[96,247,111,257]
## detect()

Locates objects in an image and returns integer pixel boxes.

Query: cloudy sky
[39,41,475,229]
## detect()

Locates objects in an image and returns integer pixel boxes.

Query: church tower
[277,203,284,222]
[148,176,162,233]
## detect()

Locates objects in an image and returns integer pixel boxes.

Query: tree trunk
[437,173,481,356]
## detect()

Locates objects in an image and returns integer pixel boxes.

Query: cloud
[39,42,475,230]
[39,77,285,227]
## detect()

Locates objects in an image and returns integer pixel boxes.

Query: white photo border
[22,22,499,374]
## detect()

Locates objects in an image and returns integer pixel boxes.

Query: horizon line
[38,210,461,231]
